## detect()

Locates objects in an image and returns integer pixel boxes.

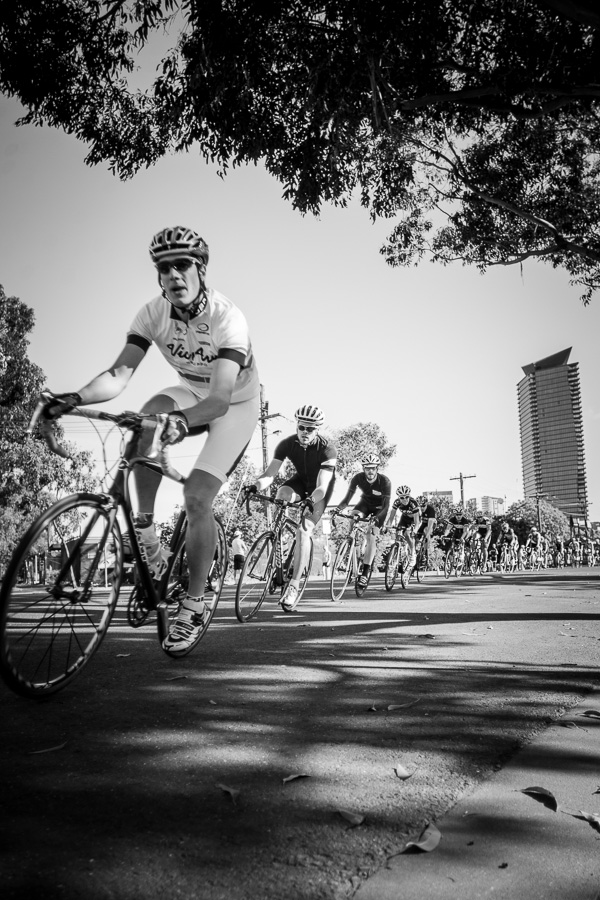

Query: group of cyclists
[37,225,598,663]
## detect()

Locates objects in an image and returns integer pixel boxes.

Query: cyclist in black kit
[387,485,422,568]
[332,452,391,588]
[253,405,337,611]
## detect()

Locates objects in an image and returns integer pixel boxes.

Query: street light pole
[450,472,476,507]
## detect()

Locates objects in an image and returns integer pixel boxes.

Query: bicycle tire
[331,538,353,601]
[0,493,123,699]
[384,543,400,591]
[160,515,228,640]
[444,548,453,578]
[415,543,428,583]
[235,531,275,622]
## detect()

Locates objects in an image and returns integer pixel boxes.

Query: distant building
[517,348,588,520]
[426,490,453,503]
[467,497,506,516]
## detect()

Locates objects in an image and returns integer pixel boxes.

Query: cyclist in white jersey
[43,226,260,657]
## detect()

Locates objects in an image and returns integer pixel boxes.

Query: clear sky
[1,92,599,523]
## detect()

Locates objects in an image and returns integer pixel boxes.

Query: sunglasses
[297,425,317,433]
[156,258,195,275]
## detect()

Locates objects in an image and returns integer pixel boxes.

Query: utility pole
[259,384,282,526]
[450,472,476,507]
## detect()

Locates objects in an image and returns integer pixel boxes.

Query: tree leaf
[116,653,131,658]
[217,783,240,804]
[28,741,68,755]
[404,822,442,852]
[387,698,421,711]
[581,709,600,718]
[394,764,415,780]
[564,810,600,833]
[283,773,310,784]
[519,787,558,811]
[337,809,365,826]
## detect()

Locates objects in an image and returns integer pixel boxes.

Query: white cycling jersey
[128,288,260,403]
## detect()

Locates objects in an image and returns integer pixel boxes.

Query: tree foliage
[3,2,600,300]
[332,422,396,483]
[504,497,570,542]
[0,286,97,570]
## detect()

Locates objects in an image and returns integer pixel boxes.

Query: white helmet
[295,405,324,426]
[362,452,380,467]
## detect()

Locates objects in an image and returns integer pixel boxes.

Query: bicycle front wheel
[235,531,275,622]
[0,494,123,699]
[444,548,453,578]
[415,543,428,583]
[331,538,353,601]
[384,543,400,591]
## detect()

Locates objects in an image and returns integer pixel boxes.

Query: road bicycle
[413,535,430,582]
[524,544,542,571]
[330,512,377,600]
[235,491,313,622]
[0,394,227,699]
[497,542,517,573]
[465,536,483,575]
[444,538,466,578]
[384,524,414,591]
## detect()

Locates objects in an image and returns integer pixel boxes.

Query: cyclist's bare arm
[179,356,239,428]
[311,466,334,505]
[76,343,146,404]
[255,457,284,491]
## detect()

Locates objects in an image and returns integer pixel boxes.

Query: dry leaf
[165,675,188,681]
[28,741,68,755]
[581,709,600,718]
[387,698,421,711]
[209,700,217,705]
[565,810,600,833]
[519,787,558,812]
[337,809,365,826]
[217,783,240,804]
[282,773,310,784]
[116,653,131,658]
[404,822,442,852]
[394,765,415,780]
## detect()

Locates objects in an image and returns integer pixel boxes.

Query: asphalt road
[1,568,599,900]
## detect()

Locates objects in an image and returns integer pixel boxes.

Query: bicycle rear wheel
[160,514,228,640]
[384,543,400,591]
[0,494,123,699]
[235,531,275,622]
[331,538,353,601]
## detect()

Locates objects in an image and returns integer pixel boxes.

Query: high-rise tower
[517,348,588,520]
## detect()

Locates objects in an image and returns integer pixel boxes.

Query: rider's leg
[183,469,222,599]
[363,524,379,567]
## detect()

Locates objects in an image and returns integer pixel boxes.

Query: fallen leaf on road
[209,700,217,705]
[404,822,442,852]
[217,783,240,804]
[283,773,310,784]
[394,764,416,780]
[337,809,365,826]
[116,653,131,658]
[581,709,600,718]
[165,675,188,681]
[564,810,600,833]
[559,721,587,731]
[387,698,421,711]
[28,742,68,755]
[368,705,378,712]
[519,787,558,811]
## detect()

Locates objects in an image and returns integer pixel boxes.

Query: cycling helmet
[362,452,380,467]
[149,226,209,265]
[396,485,411,497]
[501,522,509,531]
[295,405,324,426]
